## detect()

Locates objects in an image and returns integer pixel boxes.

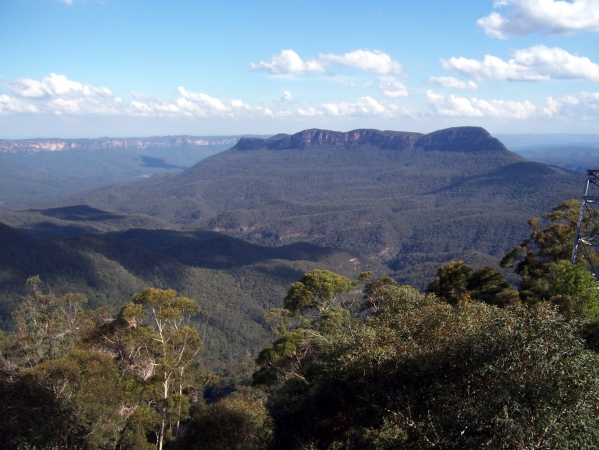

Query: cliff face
[235,129,422,151]
[234,126,508,153]
[0,136,239,153]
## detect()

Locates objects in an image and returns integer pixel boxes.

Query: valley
[0,126,586,358]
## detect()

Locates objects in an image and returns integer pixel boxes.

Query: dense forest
[3,199,599,449]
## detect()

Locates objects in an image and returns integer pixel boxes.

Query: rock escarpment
[234,126,508,154]
[0,136,239,153]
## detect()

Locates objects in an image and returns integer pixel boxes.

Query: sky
[1,0,599,138]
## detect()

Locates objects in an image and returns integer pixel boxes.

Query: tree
[427,261,519,307]
[253,270,358,389]
[548,260,599,319]
[256,270,599,449]
[501,199,591,304]
[283,269,356,314]
[174,394,274,450]
[29,349,123,449]
[118,288,206,450]
[8,276,87,368]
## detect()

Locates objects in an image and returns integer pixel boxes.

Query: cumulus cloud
[322,96,388,116]
[0,74,295,119]
[297,97,396,118]
[3,73,121,115]
[250,50,325,74]
[442,45,599,81]
[6,73,113,99]
[540,91,599,117]
[251,49,402,76]
[379,79,409,98]
[428,76,478,90]
[297,107,324,117]
[319,50,403,75]
[0,94,39,114]
[477,0,599,38]
[426,90,537,118]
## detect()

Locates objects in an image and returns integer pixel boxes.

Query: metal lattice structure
[572,170,599,279]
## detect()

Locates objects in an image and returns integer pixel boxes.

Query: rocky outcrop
[234,126,508,153]
[235,129,422,151]
[0,136,240,153]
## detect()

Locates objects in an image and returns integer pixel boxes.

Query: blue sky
[1,0,599,138]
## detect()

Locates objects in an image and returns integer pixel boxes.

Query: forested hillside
[0,220,382,360]
[1,127,597,448]
[0,138,239,210]
[4,199,599,448]
[64,127,583,286]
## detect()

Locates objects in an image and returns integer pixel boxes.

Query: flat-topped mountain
[64,126,582,287]
[234,126,506,154]
[235,128,423,151]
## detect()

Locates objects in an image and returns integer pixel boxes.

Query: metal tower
[572,169,599,279]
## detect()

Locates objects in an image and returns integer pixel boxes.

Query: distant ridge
[0,135,242,153]
[233,126,507,153]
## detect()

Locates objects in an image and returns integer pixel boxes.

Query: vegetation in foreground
[2,200,599,448]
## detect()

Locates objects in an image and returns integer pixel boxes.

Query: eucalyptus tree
[118,288,207,450]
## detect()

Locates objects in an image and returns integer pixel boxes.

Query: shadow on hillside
[424,162,566,196]
[112,229,340,271]
[39,205,124,222]
[19,221,98,238]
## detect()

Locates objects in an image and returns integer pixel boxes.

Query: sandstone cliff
[0,136,239,153]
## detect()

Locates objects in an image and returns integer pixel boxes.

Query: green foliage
[0,223,374,360]
[548,260,599,319]
[7,276,87,367]
[427,260,518,307]
[501,200,599,323]
[0,142,233,210]
[0,370,88,449]
[254,269,599,449]
[174,394,274,450]
[253,271,360,390]
[284,269,356,314]
[501,200,584,302]
[114,288,206,450]
[60,131,581,292]
[29,349,123,449]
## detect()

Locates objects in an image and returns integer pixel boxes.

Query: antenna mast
[572,169,599,279]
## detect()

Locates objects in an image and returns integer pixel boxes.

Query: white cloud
[379,79,409,98]
[0,94,39,114]
[442,45,599,81]
[297,107,324,117]
[1,74,297,119]
[6,73,113,99]
[296,97,396,118]
[177,87,231,114]
[251,49,402,76]
[321,96,391,117]
[426,90,537,118]
[250,50,325,74]
[319,50,403,75]
[281,90,295,103]
[540,91,599,117]
[428,76,478,90]
[478,0,599,38]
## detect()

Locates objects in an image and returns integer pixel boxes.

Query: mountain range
[0,126,586,358]
[58,126,582,286]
